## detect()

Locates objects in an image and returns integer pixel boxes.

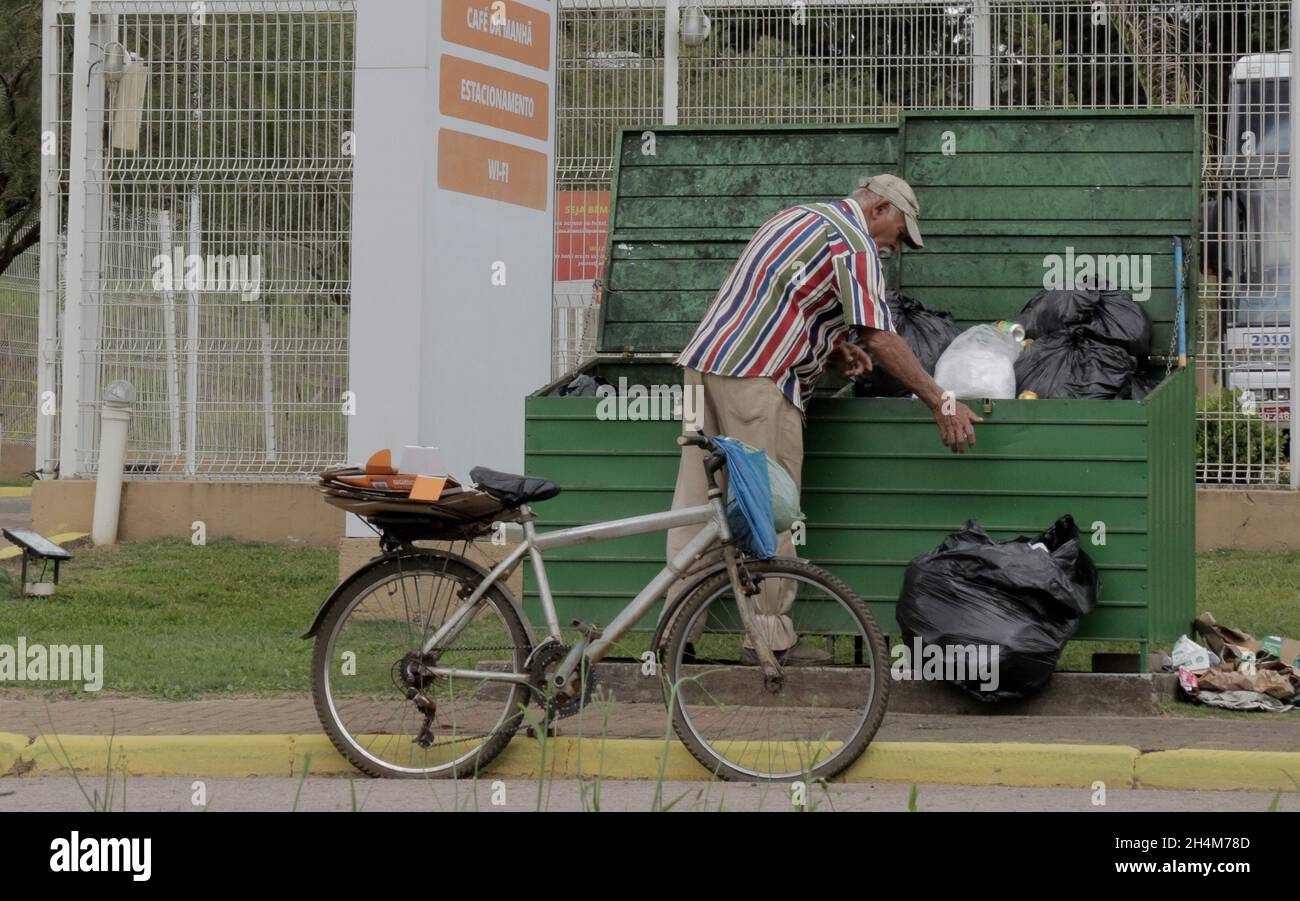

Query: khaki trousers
[665,368,804,651]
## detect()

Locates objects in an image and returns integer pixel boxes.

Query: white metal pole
[156,210,182,454]
[36,0,61,476]
[58,0,93,478]
[91,380,134,546]
[664,0,680,125]
[185,188,200,478]
[260,309,277,463]
[1291,8,1298,489]
[972,0,992,110]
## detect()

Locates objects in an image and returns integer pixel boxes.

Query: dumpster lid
[596,124,901,355]
[896,109,1200,356]
[596,112,1199,359]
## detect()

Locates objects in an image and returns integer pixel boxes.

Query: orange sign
[437,129,549,211]
[440,55,549,141]
[441,0,551,71]
[556,190,610,280]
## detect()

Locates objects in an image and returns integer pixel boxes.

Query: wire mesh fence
[30,0,1294,484]
[41,0,354,480]
[0,242,40,449]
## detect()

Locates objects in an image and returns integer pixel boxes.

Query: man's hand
[856,327,983,453]
[831,341,873,378]
[929,392,983,454]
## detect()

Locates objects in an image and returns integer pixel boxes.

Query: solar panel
[2,529,74,560]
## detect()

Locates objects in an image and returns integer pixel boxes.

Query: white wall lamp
[680,0,711,47]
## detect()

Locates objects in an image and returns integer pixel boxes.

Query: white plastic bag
[768,457,803,533]
[1170,634,1212,674]
[933,324,1024,399]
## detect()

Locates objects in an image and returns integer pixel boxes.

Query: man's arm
[856,326,983,453]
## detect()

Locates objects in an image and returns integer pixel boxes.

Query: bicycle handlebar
[677,432,717,451]
[678,432,727,491]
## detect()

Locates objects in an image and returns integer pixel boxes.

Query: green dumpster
[525,110,1199,657]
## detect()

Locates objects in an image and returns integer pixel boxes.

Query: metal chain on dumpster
[1165,251,1184,379]
[1165,309,1179,380]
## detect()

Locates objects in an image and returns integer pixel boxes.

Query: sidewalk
[2,693,1297,752]
[0,493,31,535]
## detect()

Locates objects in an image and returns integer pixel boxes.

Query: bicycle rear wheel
[662,558,889,783]
[311,553,532,779]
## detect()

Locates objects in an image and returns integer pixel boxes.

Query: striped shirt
[677,198,893,411]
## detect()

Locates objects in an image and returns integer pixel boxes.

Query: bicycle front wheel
[662,558,889,783]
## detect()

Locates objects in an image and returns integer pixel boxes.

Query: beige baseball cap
[862,173,923,249]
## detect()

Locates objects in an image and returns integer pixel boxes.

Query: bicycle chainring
[525,640,593,721]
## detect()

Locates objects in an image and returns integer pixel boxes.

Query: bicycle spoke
[316,556,530,777]
[668,563,884,782]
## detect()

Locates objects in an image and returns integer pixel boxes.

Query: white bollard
[91,380,136,546]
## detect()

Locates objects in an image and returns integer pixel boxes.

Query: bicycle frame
[418,493,748,689]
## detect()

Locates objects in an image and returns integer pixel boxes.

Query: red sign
[555,190,610,281]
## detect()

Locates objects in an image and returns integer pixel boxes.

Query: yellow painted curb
[291,735,361,776]
[0,732,28,775]
[845,741,1139,788]
[1136,749,1300,792]
[5,736,1299,791]
[17,734,295,778]
[6,735,1139,786]
[0,487,32,497]
[286,736,708,780]
[0,531,89,561]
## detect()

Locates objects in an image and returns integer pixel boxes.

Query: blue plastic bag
[714,436,778,558]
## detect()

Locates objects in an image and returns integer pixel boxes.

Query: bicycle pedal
[525,721,559,739]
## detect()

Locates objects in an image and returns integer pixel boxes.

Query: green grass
[0,540,336,697]
[1196,549,1300,640]
[2,541,1298,697]
[1056,549,1300,673]
[0,479,33,488]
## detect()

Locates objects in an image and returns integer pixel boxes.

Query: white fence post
[156,210,183,454]
[1292,0,1299,488]
[57,0,94,479]
[36,0,61,476]
[664,0,680,125]
[185,188,200,478]
[972,0,992,110]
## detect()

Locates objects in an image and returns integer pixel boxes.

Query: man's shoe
[739,639,832,667]
[780,639,833,666]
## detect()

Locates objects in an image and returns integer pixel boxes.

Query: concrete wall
[0,443,35,482]
[1197,488,1300,551]
[33,480,343,546]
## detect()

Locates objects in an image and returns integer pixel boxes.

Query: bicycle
[304,433,890,783]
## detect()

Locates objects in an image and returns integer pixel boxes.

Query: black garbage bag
[896,515,1100,702]
[1116,371,1162,401]
[853,291,962,397]
[1014,328,1137,399]
[1019,288,1153,359]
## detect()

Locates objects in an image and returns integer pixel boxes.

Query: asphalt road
[0,496,31,535]
[2,776,1294,812]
